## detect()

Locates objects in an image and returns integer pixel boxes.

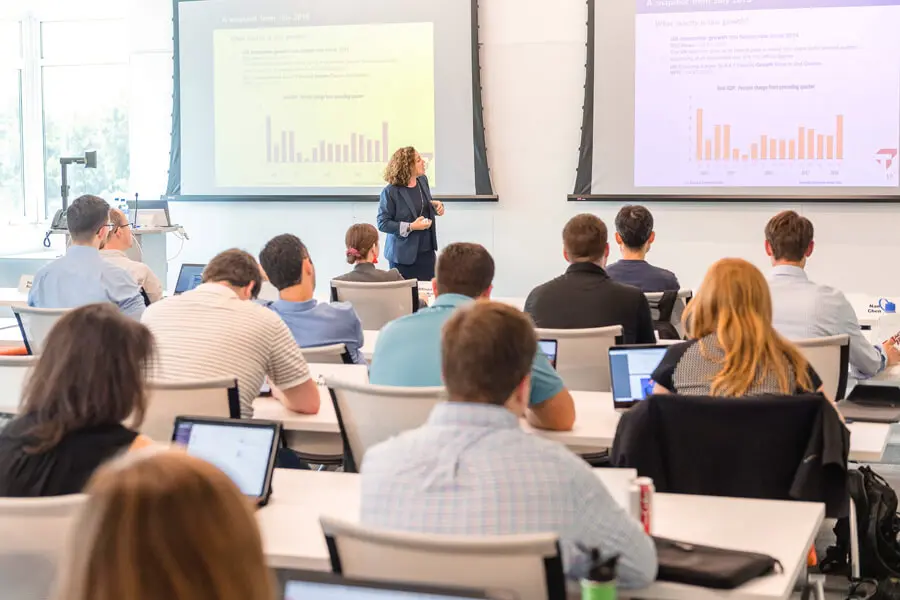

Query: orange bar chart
[694,109,844,163]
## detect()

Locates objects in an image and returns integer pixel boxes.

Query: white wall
[127,0,900,297]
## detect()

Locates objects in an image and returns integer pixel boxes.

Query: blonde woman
[376,146,445,281]
[55,451,273,600]
[650,258,826,398]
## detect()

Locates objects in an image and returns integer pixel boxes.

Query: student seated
[141,249,319,418]
[606,205,680,292]
[361,301,657,587]
[333,223,404,283]
[259,234,366,365]
[56,451,273,600]
[524,214,656,344]
[0,304,155,497]
[651,258,826,398]
[100,207,164,303]
[29,194,144,319]
[370,243,575,431]
[765,210,899,379]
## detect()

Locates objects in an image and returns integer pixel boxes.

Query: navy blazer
[377,176,438,266]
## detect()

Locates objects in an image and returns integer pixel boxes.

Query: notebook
[173,263,206,294]
[609,345,669,409]
[171,417,281,506]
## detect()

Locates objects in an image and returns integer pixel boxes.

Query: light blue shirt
[768,265,884,378]
[369,294,564,405]
[361,402,658,587]
[267,298,366,365]
[29,245,145,319]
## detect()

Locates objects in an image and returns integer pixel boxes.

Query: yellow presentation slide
[213,22,435,188]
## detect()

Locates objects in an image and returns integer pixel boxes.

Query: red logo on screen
[876,149,898,170]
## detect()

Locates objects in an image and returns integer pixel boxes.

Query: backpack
[821,466,900,580]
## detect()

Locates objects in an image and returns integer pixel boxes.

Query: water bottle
[581,550,618,600]
[117,197,130,225]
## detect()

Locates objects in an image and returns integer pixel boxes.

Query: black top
[605,260,680,293]
[524,262,656,344]
[0,413,137,497]
[332,263,404,284]
[651,334,823,395]
[396,182,434,254]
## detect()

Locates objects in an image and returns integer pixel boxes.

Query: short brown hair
[441,301,537,405]
[202,249,262,299]
[435,243,495,298]
[67,194,110,243]
[383,146,417,187]
[345,223,379,264]
[563,214,608,262]
[57,451,273,600]
[765,211,814,262]
[21,303,155,453]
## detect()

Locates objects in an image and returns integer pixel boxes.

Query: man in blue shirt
[259,234,366,364]
[370,242,575,431]
[606,205,680,292]
[29,195,145,319]
[362,301,657,586]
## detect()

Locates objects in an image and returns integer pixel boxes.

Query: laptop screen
[538,339,558,369]
[609,346,669,403]
[174,264,205,294]
[172,419,277,498]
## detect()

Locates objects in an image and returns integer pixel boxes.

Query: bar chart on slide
[695,110,845,164]
[265,117,392,165]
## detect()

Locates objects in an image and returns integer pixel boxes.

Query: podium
[49,225,184,287]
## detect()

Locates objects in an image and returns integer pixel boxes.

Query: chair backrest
[613,393,848,516]
[644,291,680,340]
[326,379,444,473]
[794,334,850,400]
[320,517,566,600]
[0,356,38,414]
[0,494,87,600]
[139,378,239,442]
[330,279,418,330]
[12,306,70,355]
[534,326,622,392]
[301,343,352,365]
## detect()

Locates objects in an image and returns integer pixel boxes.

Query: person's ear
[648,231,656,245]
[480,284,493,300]
[303,257,314,276]
[563,248,570,262]
[508,374,531,417]
[430,277,437,297]
[764,240,774,258]
[806,241,815,258]
[614,232,623,246]
[604,243,610,259]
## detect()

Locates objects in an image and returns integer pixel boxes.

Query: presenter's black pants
[391,250,436,281]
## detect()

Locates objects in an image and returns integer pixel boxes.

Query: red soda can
[629,477,654,534]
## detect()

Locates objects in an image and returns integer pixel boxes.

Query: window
[0,21,24,221]
[40,19,129,217]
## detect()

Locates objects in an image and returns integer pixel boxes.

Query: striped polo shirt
[141,283,311,417]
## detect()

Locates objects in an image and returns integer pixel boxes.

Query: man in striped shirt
[141,249,319,418]
[361,301,658,587]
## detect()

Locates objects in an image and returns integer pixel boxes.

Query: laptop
[173,263,206,295]
[277,569,499,600]
[538,339,558,369]
[609,345,669,409]
[838,385,900,423]
[171,416,281,506]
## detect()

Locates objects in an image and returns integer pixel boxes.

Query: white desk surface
[254,388,889,463]
[0,317,22,348]
[259,469,824,600]
[0,288,28,308]
[361,330,378,361]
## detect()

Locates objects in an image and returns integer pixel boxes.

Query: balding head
[102,208,133,251]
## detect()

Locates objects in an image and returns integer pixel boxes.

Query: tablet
[171,416,281,506]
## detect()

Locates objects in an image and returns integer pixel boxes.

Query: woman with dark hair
[376,146,445,281]
[0,303,155,497]
[334,223,403,283]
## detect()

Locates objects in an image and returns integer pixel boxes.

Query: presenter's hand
[410,216,432,231]
[431,200,445,216]
[883,340,900,367]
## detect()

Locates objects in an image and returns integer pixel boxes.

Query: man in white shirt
[100,208,164,303]
[765,210,900,378]
[141,249,320,418]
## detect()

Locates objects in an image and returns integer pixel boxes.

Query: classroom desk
[0,288,27,308]
[258,469,825,600]
[0,317,23,348]
[254,389,890,463]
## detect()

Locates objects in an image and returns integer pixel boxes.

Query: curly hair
[383,146,417,186]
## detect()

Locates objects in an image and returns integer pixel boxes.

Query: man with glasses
[29,194,145,319]
[100,208,164,304]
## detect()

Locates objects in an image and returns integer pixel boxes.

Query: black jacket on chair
[611,394,850,518]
